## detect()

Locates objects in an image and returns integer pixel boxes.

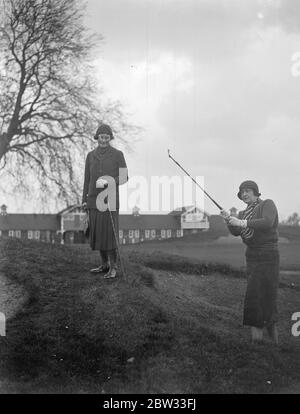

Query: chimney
[132,206,140,216]
[1,204,7,216]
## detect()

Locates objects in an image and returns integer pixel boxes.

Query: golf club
[107,201,127,281]
[168,149,223,211]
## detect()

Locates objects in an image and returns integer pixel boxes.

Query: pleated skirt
[88,209,119,251]
[243,249,280,328]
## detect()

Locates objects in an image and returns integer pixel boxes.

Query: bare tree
[284,212,300,226]
[0,0,135,206]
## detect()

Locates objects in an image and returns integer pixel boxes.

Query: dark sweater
[228,199,279,251]
[82,145,128,209]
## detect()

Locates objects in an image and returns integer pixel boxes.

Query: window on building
[135,230,139,238]
[151,230,156,238]
[177,229,183,237]
[119,230,123,239]
[145,230,150,238]
[129,230,134,238]
[28,231,33,239]
[15,230,21,238]
[8,230,14,237]
[167,229,172,238]
[35,231,40,240]
[64,213,74,221]
[161,230,166,238]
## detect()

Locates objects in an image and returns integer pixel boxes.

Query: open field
[0,238,299,394]
[123,235,300,271]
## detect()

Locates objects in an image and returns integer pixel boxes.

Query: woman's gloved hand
[228,217,247,228]
[96,178,108,188]
[220,209,230,220]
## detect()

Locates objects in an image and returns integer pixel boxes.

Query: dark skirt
[88,209,119,251]
[243,249,280,328]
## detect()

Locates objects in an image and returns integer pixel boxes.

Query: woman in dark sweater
[221,180,279,344]
[82,124,128,279]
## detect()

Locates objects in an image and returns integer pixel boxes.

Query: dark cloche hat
[94,123,114,140]
[237,180,261,200]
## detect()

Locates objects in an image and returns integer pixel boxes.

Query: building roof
[57,204,83,215]
[119,214,180,230]
[0,214,59,231]
[0,212,180,231]
[168,205,210,217]
[168,205,192,216]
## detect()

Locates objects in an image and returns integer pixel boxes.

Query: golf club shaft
[107,201,127,281]
[168,150,223,211]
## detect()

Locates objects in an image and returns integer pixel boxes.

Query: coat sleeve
[247,199,278,230]
[227,211,243,236]
[115,150,128,186]
[82,153,90,204]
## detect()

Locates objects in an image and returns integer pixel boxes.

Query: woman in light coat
[82,123,128,279]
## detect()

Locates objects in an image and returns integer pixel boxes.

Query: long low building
[0,204,221,245]
[0,211,60,243]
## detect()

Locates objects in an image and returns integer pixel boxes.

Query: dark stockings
[100,249,117,269]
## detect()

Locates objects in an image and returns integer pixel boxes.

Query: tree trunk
[0,133,9,161]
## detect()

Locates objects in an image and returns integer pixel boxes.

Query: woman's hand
[82,202,88,211]
[96,178,108,188]
[228,217,240,226]
[228,217,247,228]
[220,209,230,220]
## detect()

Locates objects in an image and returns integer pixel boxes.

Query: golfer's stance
[82,123,128,279]
[221,181,279,344]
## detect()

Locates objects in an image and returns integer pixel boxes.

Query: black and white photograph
[0,0,300,398]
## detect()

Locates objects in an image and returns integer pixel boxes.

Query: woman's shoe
[104,268,117,279]
[90,264,109,273]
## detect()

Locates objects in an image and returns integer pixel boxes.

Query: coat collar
[92,145,113,161]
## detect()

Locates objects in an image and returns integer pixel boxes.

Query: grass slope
[0,239,299,394]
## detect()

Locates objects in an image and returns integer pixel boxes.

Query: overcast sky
[83,0,300,219]
[4,0,300,218]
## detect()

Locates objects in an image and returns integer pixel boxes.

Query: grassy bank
[0,239,299,393]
